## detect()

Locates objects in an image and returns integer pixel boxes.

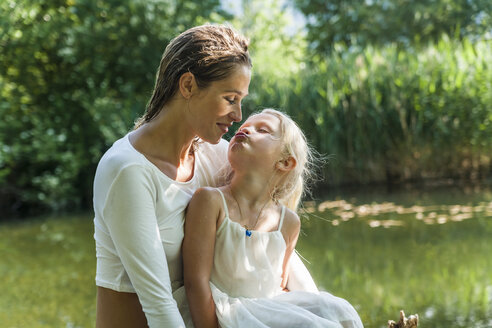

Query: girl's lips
[234,132,248,139]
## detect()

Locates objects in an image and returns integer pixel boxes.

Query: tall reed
[247,37,492,185]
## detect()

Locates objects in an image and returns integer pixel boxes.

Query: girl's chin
[228,142,246,152]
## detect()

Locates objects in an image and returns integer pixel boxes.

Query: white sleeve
[103,164,185,328]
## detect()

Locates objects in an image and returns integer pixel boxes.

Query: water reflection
[303,199,492,227]
[297,183,492,327]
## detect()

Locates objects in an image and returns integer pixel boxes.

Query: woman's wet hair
[135,24,251,128]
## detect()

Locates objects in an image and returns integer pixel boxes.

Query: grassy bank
[0,214,96,327]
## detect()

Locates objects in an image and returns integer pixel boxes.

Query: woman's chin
[199,134,222,145]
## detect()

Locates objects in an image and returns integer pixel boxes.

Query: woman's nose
[230,104,242,122]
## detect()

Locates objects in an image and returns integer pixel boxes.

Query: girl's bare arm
[183,188,221,328]
[280,209,301,290]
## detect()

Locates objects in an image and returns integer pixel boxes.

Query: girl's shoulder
[186,187,226,228]
[279,206,301,236]
[189,187,224,209]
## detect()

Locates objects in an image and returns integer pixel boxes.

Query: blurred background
[1,0,491,327]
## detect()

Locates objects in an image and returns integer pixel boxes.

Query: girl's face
[187,65,251,144]
[228,113,284,172]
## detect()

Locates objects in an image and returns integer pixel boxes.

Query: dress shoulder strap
[215,188,229,218]
[277,205,286,231]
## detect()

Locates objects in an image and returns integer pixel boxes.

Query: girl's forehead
[244,113,280,126]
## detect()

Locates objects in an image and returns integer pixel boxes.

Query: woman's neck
[130,102,196,166]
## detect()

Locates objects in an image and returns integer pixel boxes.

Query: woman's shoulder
[94,135,154,188]
[197,138,229,161]
[99,134,145,165]
[100,134,155,170]
[195,139,231,187]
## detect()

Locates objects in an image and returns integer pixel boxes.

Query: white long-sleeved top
[93,134,228,327]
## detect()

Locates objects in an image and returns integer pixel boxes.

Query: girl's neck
[229,171,277,208]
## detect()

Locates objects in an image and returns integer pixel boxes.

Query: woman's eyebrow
[224,89,248,96]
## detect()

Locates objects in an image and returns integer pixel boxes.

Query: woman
[93,24,315,328]
[93,24,251,327]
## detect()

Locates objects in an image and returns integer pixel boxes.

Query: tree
[0,0,228,218]
[294,0,492,53]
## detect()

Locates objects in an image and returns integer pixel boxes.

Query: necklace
[229,186,270,237]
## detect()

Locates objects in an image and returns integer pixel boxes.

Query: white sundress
[202,189,364,328]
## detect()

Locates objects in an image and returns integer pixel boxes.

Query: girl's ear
[178,72,195,99]
[276,156,297,172]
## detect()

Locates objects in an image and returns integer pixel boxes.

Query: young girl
[183,109,364,328]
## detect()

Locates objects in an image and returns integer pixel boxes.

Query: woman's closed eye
[225,97,237,105]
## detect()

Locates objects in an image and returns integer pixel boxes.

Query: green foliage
[226,0,309,124]
[294,0,492,52]
[1,0,492,217]
[236,1,492,185]
[282,37,492,184]
[0,0,227,217]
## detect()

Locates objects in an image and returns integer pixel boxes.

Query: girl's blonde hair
[260,108,317,211]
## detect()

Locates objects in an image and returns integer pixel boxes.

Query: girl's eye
[258,128,269,133]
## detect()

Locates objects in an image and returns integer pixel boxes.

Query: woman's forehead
[215,65,251,93]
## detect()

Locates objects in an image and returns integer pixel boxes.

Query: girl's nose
[239,126,251,134]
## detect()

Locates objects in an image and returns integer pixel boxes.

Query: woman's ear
[276,156,297,172]
[178,72,195,99]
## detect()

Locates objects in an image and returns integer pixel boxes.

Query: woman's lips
[217,123,230,133]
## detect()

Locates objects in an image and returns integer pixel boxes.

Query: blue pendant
[245,229,252,237]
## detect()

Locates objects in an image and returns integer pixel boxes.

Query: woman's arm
[280,209,301,290]
[183,188,221,328]
[101,164,185,327]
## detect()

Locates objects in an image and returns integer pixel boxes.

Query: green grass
[0,214,96,327]
[1,185,492,327]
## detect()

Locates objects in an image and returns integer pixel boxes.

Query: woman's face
[188,65,251,144]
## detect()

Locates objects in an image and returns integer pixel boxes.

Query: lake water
[1,183,491,327]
